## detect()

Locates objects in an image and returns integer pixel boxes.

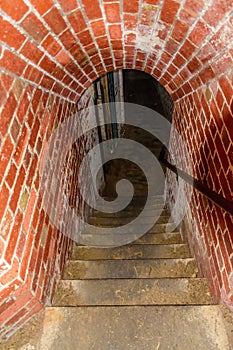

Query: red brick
[67,9,86,34]
[144,0,160,4]
[77,30,93,47]
[203,0,232,26]
[28,248,37,275]
[58,0,77,13]
[223,231,233,256]
[44,7,67,35]
[199,66,215,84]
[215,89,225,111]
[179,7,197,25]
[9,166,25,213]
[180,39,196,59]
[32,246,44,291]
[26,154,38,188]
[39,56,57,74]
[0,290,32,325]
[225,214,233,233]
[5,307,27,327]
[29,0,54,15]
[124,13,138,30]
[109,25,122,40]
[0,0,29,21]
[96,36,109,49]
[56,50,71,66]
[185,0,205,15]
[221,126,231,152]
[22,190,37,233]
[4,212,23,264]
[23,66,42,85]
[82,0,102,20]
[0,184,9,223]
[0,280,21,303]
[173,53,186,68]
[219,78,233,106]
[153,22,164,41]
[91,20,106,37]
[215,133,229,173]
[0,298,15,317]
[198,43,216,64]
[105,3,121,23]
[187,57,201,74]
[189,20,211,46]
[171,20,189,42]
[21,13,48,44]
[213,53,232,76]
[6,163,17,189]
[0,136,14,183]
[222,269,231,296]
[0,18,26,50]
[13,125,29,166]
[20,41,44,65]
[0,50,27,77]
[41,35,62,56]
[17,96,30,125]
[160,0,180,24]
[123,0,139,12]
[20,232,35,280]
[0,81,7,106]
[140,5,158,26]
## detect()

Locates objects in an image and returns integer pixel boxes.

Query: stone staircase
[34,196,230,349]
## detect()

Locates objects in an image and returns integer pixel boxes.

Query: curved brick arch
[0,0,232,340]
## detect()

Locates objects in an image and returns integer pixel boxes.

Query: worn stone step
[73,231,182,248]
[89,215,169,225]
[81,223,177,240]
[134,232,182,245]
[72,244,191,260]
[75,232,182,247]
[63,258,198,279]
[149,222,177,233]
[94,203,166,212]
[52,278,212,306]
[99,197,165,206]
[91,208,170,218]
[37,306,230,350]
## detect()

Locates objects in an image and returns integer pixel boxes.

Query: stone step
[134,232,182,245]
[91,208,170,218]
[89,215,169,224]
[80,223,177,239]
[99,196,165,205]
[73,231,182,248]
[52,278,212,306]
[72,244,191,260]
[38,306,230,350]
[63,258,198,279]
[75,232,182,247]
[94,202,166,210]
[149,222,177,233]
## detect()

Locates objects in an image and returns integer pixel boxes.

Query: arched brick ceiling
[0,0,232,102]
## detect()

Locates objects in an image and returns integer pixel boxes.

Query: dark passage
[102,70,173,201]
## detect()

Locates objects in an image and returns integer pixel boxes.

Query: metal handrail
[160,157,233,216]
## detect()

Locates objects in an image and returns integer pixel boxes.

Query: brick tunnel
[0,0,232,342]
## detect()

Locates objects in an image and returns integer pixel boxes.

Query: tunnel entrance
[91,69,174,202]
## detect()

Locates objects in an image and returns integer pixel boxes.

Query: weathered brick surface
[0,0,232,340]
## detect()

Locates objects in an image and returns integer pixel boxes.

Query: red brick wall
[0,79,75,339]
[0,0,232,340]
[166,73,233,308]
